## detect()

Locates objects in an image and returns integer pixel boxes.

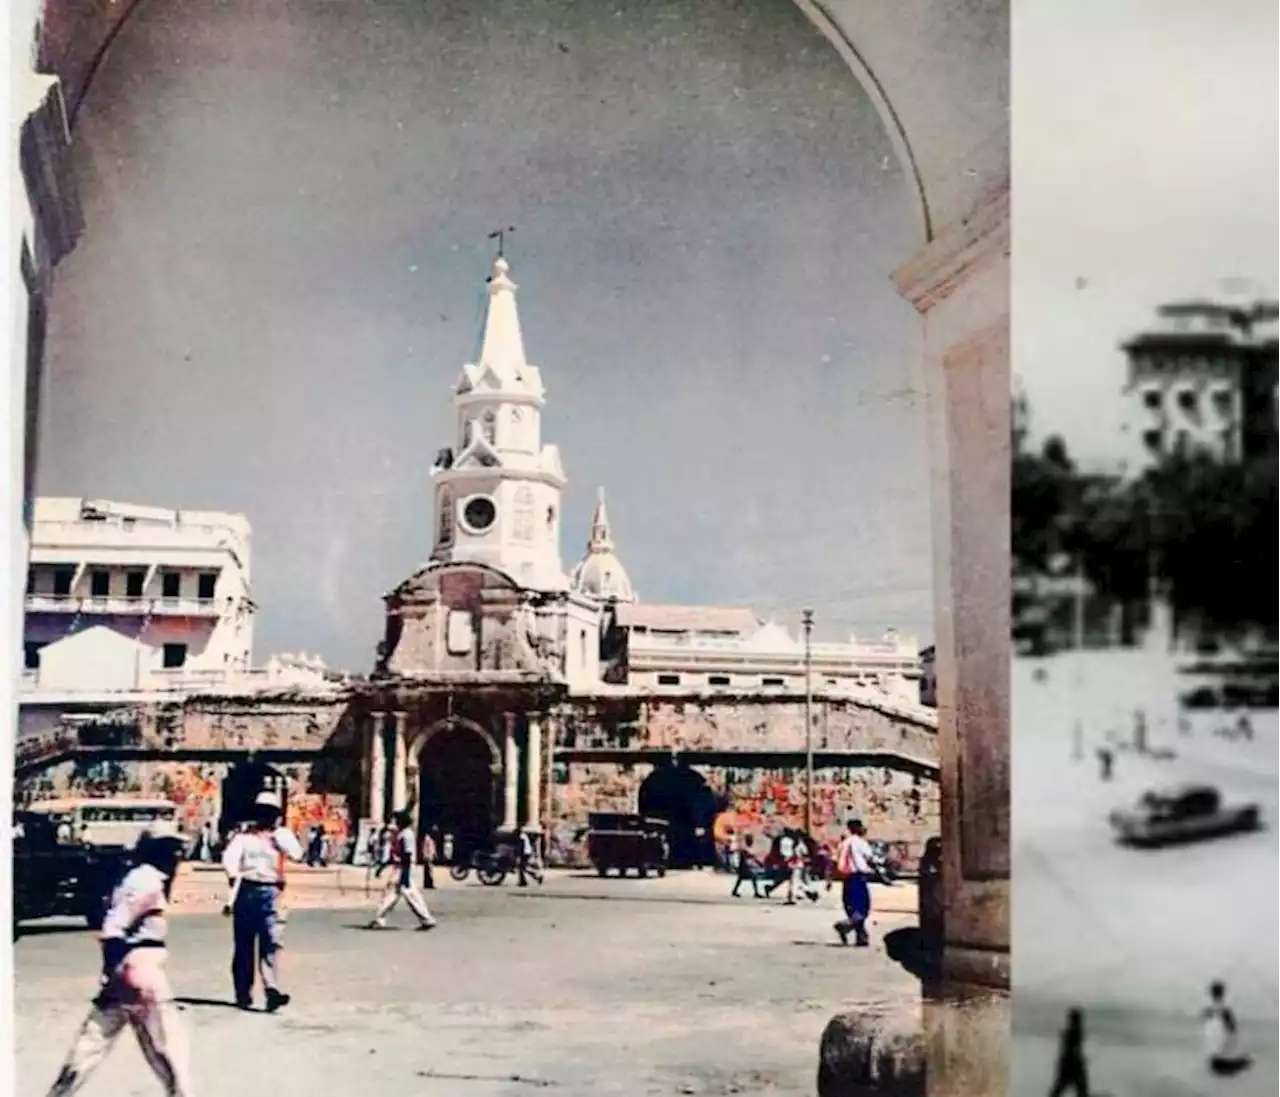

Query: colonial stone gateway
[355,684,938,868]
[16,686,937,870]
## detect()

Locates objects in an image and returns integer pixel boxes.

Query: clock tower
[429,255,568,591]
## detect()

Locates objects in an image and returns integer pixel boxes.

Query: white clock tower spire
[429,251,568,591]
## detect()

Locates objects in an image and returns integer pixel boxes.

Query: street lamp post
[802,609,814,837]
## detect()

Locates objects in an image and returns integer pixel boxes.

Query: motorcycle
[449,844,542,887]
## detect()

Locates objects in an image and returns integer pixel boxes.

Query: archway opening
[220,759,287,836]
[417,726,496,864]
[638,763,724,869]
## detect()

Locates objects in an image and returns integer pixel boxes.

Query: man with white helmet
[221,789,303,1012]
[44,823,192,1096]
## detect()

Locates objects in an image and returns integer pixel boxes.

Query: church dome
[571,489,637,603]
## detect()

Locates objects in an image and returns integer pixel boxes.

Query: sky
[1013,0,1279,466]
[37,0,933,668]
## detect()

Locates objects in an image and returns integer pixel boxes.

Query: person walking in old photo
[222,790,303,1012]
[731,834,763,898]
[369,811,437,930]
[45,824,192,1097]
[1202,981,1252,1077]
[420,828,437,890]
[1047,1008,1089,1097]
[832,819,874,947]
[516,825,543,887]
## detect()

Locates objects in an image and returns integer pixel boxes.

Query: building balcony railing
[25,594,226,617]
[19,663,348,698]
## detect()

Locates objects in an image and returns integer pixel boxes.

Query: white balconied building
[597,604,922,706]
[22,497,258,694]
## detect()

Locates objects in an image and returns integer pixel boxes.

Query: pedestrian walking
[45,824,192,1097]
[516,825,544,887]
[1096,746,1114,782]
[1203,981,1252,1076]
[832,819,874,947]
[306,825,326,867]
[731,835,762,898]
[221,791,303,1012]
[794,832,820,902]
[421,830,437,890]
[369,811,437,930]
[1048,1007,1089,1096]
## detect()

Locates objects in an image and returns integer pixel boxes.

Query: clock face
[461,495,497,533]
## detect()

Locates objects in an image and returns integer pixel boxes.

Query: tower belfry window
[439,491,455,546]
[482,409,497,445]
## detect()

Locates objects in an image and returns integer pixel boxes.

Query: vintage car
[13,798,182,932]
[1108,784,1261,847]
[586,813,669,878]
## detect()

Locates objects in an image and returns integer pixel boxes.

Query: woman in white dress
[1202,981,1251,1077]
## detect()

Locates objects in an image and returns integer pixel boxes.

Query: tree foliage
[1011,408,1277,637]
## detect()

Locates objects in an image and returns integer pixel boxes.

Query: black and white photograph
[1012,2,1278,1094]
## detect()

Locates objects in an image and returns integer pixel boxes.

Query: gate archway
[220,759,287,836]
[415,723,498,863]
[638,763,725,869]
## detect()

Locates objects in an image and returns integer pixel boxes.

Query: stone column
[502,714,519,831]
[390,711,409,816]
[893,185,1010,1095]
[524,715,542,830]
[367,711,386,826]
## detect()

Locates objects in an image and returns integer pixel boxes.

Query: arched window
[482,409,497,445]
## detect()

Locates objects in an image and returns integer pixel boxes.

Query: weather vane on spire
[488,226,516,259]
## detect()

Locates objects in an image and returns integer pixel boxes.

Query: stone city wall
[547,758,938,871]
[560,694,936,758]
[546,693,939,869]
[15,693,360,847]
[16,690,936,868]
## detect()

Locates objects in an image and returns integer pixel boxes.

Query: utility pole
[802,609,815,837]
[1072,557,1086,761]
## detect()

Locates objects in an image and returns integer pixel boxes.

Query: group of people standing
[729,820,879,948]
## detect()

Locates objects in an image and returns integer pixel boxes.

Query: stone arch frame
[407,714,502,776]
[406,715,506,841]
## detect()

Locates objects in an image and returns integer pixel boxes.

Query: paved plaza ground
[14,870,920,1097]
[1013,651,1278,1097]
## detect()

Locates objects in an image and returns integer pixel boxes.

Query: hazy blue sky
[1014,0,1278,465]
[39,0,931,668]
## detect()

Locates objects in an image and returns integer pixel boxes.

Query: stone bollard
[817,1008,926,1097]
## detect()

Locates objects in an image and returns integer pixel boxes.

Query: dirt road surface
[15,870,920,1097]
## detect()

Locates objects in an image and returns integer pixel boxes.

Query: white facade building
[22,497,258,694]
[600,604,921,705]
[1120,295,1278,475]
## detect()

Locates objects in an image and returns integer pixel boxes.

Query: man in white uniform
[369,810,436,930]
[45,824,192,1096]
[222,791,303,1011]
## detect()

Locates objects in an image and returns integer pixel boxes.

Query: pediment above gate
[387,561,522,608]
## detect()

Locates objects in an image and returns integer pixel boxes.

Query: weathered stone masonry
[549,693,938,867]
[16,687,937,868]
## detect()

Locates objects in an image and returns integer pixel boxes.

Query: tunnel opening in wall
[220,759,287,835]
[638,762,724,869]
[417,725,497,863]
